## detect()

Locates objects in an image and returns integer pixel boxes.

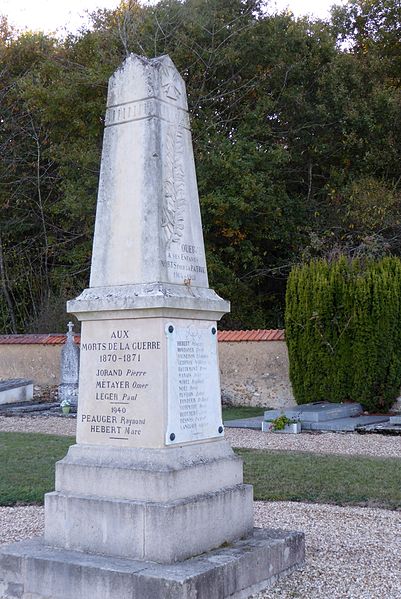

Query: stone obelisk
[0,55,304,599]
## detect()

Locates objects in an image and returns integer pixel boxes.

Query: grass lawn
[237,449,401,510]
[222,406,265,420]
[0,432,74,505]
[0,432,400,510]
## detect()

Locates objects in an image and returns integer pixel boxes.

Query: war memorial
[0,54,304,599]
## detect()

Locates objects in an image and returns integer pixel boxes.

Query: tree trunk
[0,235,17,333]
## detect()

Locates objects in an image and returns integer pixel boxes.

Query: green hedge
[285,257,401,412]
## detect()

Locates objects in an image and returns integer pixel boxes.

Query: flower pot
[282,422,301,434]
[62,406,71,415]
[261,421,301,433]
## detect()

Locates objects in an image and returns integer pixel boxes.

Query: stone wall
[0,333,295,408]
[219,341,295,408]
[0,344,62,385]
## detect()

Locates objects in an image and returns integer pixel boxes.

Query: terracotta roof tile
[0,330,284,345]
[248,330,260,341]
[217,329,284,342]
[0,334,80,345]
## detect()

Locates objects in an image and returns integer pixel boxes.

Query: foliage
[331,0,401,83]
[285,256,401,412]
[0,0,400,331]
[267,414,296,431]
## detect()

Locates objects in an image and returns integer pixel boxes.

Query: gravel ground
[0,415,77,437]
[252,501,401,599]
[225,427,401,458]
[0,502,399,598]
[0,506,44,545]
[0,416,400,598]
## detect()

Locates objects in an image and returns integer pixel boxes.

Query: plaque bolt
[218,426,224,434]
[212,327,217,335]
[168,325,174,333]
[170,433,176,441]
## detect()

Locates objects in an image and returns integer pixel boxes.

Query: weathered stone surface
[55,440,243,501]
[219,340,295,409]
[264,401,363,423]
[302,415,389,431]
[89,54,208,290]
[67,282,229,320]
[224,416,264,430]
[45,485,253,563]
[0,529,305,599]
[225,404,389,432]
[356,421,401,435]
[58,322,79,407]
[0,402,58,415]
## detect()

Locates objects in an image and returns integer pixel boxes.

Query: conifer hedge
[285,257,401,412]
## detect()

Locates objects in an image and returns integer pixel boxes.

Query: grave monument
[0,54,304,599]
[58,322,80,409]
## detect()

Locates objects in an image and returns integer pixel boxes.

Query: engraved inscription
[77,322,163,446]
[161,65,183,101]
[160,242,206,284]
[165,323,223,445]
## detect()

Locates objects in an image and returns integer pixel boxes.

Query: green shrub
[285,257,401,412]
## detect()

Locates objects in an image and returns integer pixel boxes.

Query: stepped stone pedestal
[0,54,304,599]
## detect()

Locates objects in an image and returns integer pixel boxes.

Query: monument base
[0,529,304,599]
[44,441,254,563]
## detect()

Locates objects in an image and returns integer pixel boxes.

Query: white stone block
[55,441,244,502]
[0,379,33,405]
[45,484,253,563]
[75,317,226,449]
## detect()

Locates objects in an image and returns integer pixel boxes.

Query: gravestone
[0,378,33,405]
[58,321,80,408]
[0,55,304,599]
[264,402,363,423]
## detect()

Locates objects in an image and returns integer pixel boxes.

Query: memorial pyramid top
[89,54,209,290]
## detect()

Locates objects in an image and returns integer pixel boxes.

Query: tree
[0,30,63,331]
[331,0,401,82]
[0,0,400,331]
[286,257,401,412]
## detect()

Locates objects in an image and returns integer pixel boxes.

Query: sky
[0,0,344,37]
